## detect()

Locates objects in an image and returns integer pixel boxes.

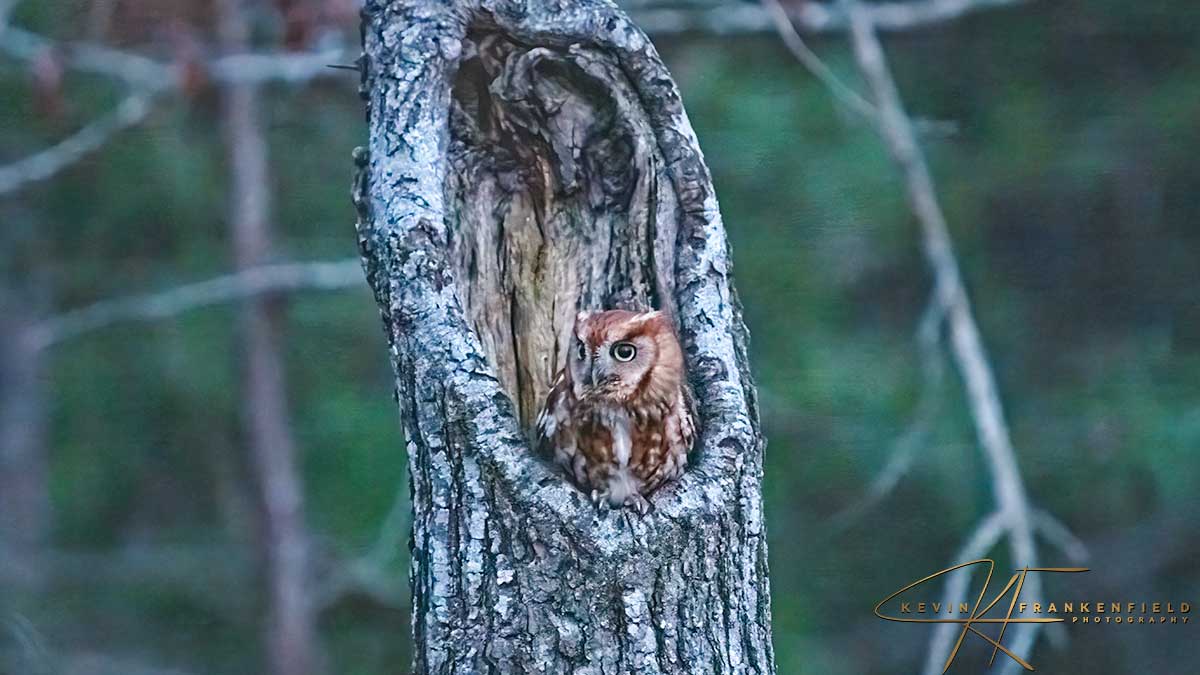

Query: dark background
[1,0,1197,673]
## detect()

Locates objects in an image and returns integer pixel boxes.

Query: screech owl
[534,309,695,513]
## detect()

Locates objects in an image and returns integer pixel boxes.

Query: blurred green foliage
[2,0,1198,673]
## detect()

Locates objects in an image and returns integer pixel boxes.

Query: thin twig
[311,478,410,612]
[0,24,172,90]
[0,12,357,198]
[922,510,1010,675]
[314,466,413,612]
[30,259,365,350]
[761,0,879,124]
[0,23,355,91]
[827,292,946,531]
[632,0,1031,36]
[1034,508,1089,564]
[61,653,195,675]
[311,466,409,612]
[0,93,156,196]
[2,612,57,675]
[207,48,356,85]
[801,0,1030,32]
[761,0,961,138]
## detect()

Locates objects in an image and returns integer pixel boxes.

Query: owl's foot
[590,488,650,515]
[625,493,652,516]
[590,488,611,511]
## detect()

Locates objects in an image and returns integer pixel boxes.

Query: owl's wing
[680,381,699,453]
[534,370,570,460]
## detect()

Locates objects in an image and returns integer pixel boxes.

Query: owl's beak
[584,364,597,387]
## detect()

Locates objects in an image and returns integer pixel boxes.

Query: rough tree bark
[218,1,318,674]
[356,0,773,672]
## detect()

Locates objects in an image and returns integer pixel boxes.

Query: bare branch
[827,291,946,531]
[0,14,356,198]
[760,0,963,138]
[762,0,879,124]
[0,24,355,91]
[0,0,1018,199]
[808,0,1031,32]
[1030,507,1089,651]
[30,259,365,350]
[1,612,56,675]
[922,510,1010,675]
[207,48,356,85]
[630,0,1031,36]
[838,2,1043,672]
[314,535,408,610]
[1034,508,1089,564]
[215,2,321,670]
[630,4,788,36]
[61,653,195,675]
[360,486,410,571]
[844,0,1039,561]
[315,476,412,612]
[0,24,173,90]
[0,93,155,196]
[0,544,256,619]
[0,294,50,560]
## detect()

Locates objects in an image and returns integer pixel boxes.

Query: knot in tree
[356,0,773,671]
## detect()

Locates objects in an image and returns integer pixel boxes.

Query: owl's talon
[590,489,611,511]
[536,310,693,521]
[627,494,651,516]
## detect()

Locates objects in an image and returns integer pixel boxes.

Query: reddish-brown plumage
[534,309,694,512]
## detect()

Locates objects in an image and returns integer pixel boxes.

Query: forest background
[1,0,1197,673]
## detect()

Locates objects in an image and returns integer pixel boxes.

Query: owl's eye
[611,342,637,362]
[576,341,587,361]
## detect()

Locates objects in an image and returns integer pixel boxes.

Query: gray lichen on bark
[356,0,774,672]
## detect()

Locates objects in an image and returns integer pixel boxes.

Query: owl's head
[568,309,683,403]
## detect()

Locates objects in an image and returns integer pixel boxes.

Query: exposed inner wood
[446,31,680,426]
[359,3,775,669]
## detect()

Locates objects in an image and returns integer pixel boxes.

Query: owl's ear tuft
[634,310,664,329]
[575,310,593,325]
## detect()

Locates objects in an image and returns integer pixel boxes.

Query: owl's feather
[534,309,695,511]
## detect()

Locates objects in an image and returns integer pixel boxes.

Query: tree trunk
[356,0,774,672]
[218,2,318,674]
